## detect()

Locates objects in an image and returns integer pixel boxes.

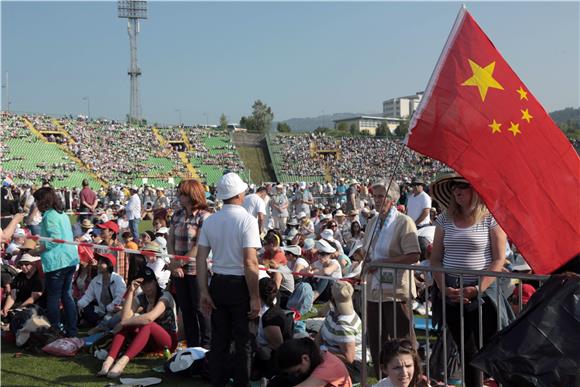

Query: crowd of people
[1,168,542,387]
[271,133,444,184]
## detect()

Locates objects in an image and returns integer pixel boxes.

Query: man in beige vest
[360,179,420,378]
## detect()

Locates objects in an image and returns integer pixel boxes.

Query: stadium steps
[323,164,332,183]
[178,152,200,180]
[151,127,166,146]
[23,117,108,187]
[179,128,192,151]
[51,119,76,143]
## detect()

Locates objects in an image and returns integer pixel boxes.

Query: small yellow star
[489,119,502,134]
[516,86,528,100]
[461,59,504,102]
[521,109,533,123]
[508,121,521,136]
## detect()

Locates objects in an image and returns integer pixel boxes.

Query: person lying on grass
[97,267,177,379]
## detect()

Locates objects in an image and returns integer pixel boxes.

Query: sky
[1,1,579,126]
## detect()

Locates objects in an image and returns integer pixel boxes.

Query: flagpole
[405,5,468,144]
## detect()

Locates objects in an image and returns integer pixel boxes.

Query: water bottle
[163,346,172,360]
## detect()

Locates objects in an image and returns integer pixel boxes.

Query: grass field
[237,146,275,184]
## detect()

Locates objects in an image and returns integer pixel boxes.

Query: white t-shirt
[313,259,342,279]
[243,194,266,219]
[198,204,262,276]
[407,191,431,226]
[288,257,310,272]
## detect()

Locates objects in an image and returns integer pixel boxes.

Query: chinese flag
[406,7,580,274]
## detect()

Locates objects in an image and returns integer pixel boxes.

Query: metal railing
[360,262,549,386]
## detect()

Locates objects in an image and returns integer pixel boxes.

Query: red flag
[406,7,580,274]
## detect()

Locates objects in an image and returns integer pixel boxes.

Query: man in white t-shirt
[406,179,432,228]
[196,172,262,387]
[125,186,142,240]
[243,186,268,233]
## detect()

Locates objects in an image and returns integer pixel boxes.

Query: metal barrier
[360,262,548,387]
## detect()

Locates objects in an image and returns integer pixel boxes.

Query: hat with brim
[283,245,302,257]
[19,254,40,264]
[303,238,315,251]
[331,281,354,315]
[320,229,335,242]
[20,238,37,251]
[81,219,94,229]
[216,172,248,201]
[287,218,299,226]
[315,239,336,254]
[334,210,345,218]
[95,252,117,267]
[429,172,470,209]
[97,220,119,234]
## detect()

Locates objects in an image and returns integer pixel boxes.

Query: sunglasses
[451,182,471,190]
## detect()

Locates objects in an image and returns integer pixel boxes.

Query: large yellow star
[489,119,502,134]
[461,59,504,102]
[508,121,521,136]
[517,86,528,100]
[521,109,533,123]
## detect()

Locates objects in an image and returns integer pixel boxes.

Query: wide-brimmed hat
[331,281,354,315]
[429,172,470,209]
[216,172,248,201]
[20,239,37,251]
[18,254,40,264]
[81,219,94,229]
[303,238,315,251]
[320,229,335,242]
[315,239,336,254]
[334,210,345,218]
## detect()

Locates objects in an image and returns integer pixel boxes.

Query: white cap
[156,227,170,234]
[334,210,345,217]
[299,181,307,189]
[315,239,336,254]
[303,238,315,251]
[283,245,302,256]
[320,229,335,241]
[298,211,307,219]
[216,173,248,200]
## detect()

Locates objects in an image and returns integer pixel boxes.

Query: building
[382,92,423,119]
[333,115,403,136]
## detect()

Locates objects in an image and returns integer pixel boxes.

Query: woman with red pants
[98,267,177,378]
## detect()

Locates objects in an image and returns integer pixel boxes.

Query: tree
[337,122,348,132]
[314,127,329,135]
[349,123,358,135]
[219,113,228,131]
[250,100,274,133]
[376,122,389,137]
[395,118,409,138]
[277,122,291,133]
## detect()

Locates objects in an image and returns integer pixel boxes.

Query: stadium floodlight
[118,1,147,124]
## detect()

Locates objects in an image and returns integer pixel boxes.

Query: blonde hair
[448,189,488,224]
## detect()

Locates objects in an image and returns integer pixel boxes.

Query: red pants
[108,322,177,360]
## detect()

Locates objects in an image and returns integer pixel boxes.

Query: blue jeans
[45,265,78,337]
[129,219,140,241]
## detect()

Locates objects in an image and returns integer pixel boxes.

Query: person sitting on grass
[372,338,428,387]
[77,252,126,333]
[268,337,352,387]
[1,254,43,321]
[98,267,177,378]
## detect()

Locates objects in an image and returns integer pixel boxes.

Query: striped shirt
[436,211,497,284]
[319,311,363,362]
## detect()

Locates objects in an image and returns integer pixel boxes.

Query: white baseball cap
[298,211,307,219]
[283,245,302,257]
[320,229,335,241]
[216,173,248,201]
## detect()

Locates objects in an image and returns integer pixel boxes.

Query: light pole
[175,109,182,127]
[203,112,208,128]
[82,96,91,120]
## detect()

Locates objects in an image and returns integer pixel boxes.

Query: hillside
[550,107,580,139]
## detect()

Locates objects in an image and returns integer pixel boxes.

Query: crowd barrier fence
[360,262,549,387]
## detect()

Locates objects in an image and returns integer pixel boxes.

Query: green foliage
[219,113,228,131]
[277,122,292,133]
[250,100,274,133]
[337,122,348,132]
[376,122,389,137]
[394,118,409,138]
[349,123,358,135]
[314,126,330,134]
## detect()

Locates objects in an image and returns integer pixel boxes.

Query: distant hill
[273,112,381,132]
[273,107,580,136]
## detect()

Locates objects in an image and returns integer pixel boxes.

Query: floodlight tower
[118,0,147,123]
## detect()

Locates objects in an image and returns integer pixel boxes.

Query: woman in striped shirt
[430,173,509,387]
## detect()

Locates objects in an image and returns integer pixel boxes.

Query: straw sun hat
[429,172,470,209]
